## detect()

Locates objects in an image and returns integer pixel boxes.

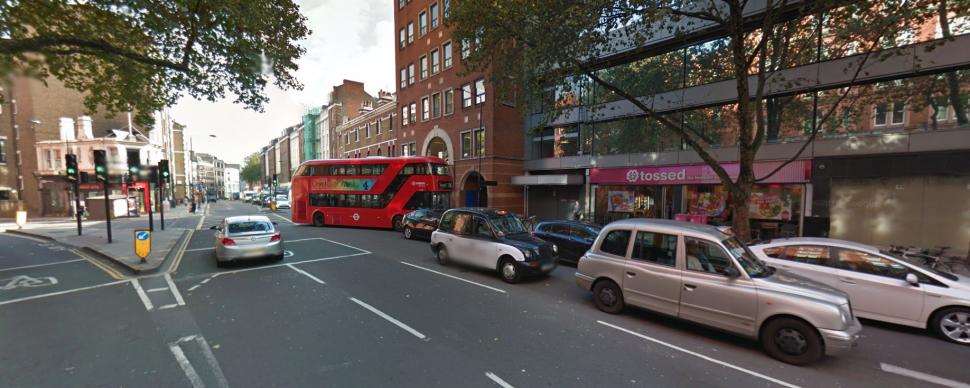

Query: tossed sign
[134,229,151,262]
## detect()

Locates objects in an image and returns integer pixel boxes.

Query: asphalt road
[2,200,968,387]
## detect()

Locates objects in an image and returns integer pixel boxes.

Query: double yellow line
[168,229,195,273]
[72,249,125,280]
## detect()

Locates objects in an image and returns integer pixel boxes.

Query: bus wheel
[313,212,325,227]
[392,215,403,231]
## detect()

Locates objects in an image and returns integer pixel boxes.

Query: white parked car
[749,237,970,345]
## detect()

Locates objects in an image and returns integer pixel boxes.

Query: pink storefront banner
[590,160,811,185]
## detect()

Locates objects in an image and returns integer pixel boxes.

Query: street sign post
[65,154,82,236]
[134,229,151,263]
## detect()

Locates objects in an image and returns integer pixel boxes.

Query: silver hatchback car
[750,237,970,345]
[212,216,285,265]
[575,219,861,365]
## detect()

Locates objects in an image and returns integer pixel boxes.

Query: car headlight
[521,249,533,260]
[552,244,558,253]
[839,303,853,328]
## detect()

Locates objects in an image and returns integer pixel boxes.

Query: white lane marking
[186,273,221,292]
[287,264,326,285]
[146,287,169,293]
[210,252,369,277]
[597,320,800,388]
[349,297,427,340]
[286,237,325,243]
[0,259,86,273]
[270,212,295,224]
[183,247,212,252]
[399,261,507,294]
[316,237,371,254]
[880,363,970,388]
[194,335,229,388]
[158,303,180,310]
[169,343,204,388]
[131,278,154,311]
[0,280,128,307]
[164,273,186,306]
[195,205,207,230]
[485,372,515,388]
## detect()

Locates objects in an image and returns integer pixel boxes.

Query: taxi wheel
[761,317,823,366]
[499,258,521,284]
[592,280,624,314]
[403,226,414,240]
[436,245,449,266]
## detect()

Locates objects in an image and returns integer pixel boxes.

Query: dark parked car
[402,209,444,240]
[533,221,602,264]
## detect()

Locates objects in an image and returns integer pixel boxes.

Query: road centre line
[131,279,154,311]
[0,258,86,273]
[399,261,507,294]
[181,252,369,289]
[597,320,800,388]
[168,229,195,273]
[165,273,186,306]
[195,205,207,230]
[485,372,515,388]
[880,363,970,388]
[349,297,427,340]
[0,280,129,307]
[287,264,326,284]
[184,247,212,252]
[146,287,169,293]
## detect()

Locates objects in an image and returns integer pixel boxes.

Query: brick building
[320,80,376,160]
[394,0,524,212]
[335,91,397,158]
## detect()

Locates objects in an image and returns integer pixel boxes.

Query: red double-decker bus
[290,156,453,229]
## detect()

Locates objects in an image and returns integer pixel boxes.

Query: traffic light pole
[158,179,165,230]
[147,183,154,232]
[73,180,82,236]
[104,178,112,243]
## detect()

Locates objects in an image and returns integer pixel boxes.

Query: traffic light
[158,160,170,183]
[93,150,108,182]
[127,154,141,177]
[65,154,79,182]
[272,174,278,186]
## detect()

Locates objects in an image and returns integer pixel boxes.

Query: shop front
[589,160,812,240]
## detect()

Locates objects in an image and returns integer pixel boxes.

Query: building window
[442,88,454,116]
[407,22,414,43]
[419,11,427,36]
[403,142,417,156]
[475,128,486,157]
[376,119,383,134]
[402,106,409,126]
[933,97,950,121]
[443,0,450,17]
[365,123,371,138]
[430,2,439,28]
[891,102,905,125]
[409,102,417,124]
[0,190,10,200]
[442,41,453,68]
[460,39,470,59]
[475,79,485,104]
[420,55,428,80]
[354,129,359,142]
[461,83,472,108]
[400,68,407,89]
[421,97,430,121]
[399,28,406,48]
[430,48,440,74]
[0,138,6,163]
[399,0,405,9]
[431,92,442,118]
[408,63,415,84]
[873,104,888,126]
[345,133,350,145]
[461,131,473,159]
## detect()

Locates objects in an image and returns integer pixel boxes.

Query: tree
[449,0,952,241]
[240,152,261,190]
[0,1,310,126]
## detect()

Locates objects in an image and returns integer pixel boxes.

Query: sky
[170,0,395,165]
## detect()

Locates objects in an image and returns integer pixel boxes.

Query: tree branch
[0,36,190,72]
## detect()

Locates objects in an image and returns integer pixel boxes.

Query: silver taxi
[575,219,861,365]
[212,215,284,265]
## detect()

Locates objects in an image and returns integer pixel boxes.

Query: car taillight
[221,238,235,246]
[270,234,281,242]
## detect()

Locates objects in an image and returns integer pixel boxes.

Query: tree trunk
[729,185,753,242]
[945,72,968,125]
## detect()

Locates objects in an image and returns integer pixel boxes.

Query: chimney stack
[76,116,94,139]
[59,118,76,141]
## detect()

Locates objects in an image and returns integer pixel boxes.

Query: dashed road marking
[287,264,326,285]
[880,363,970,388]
[349,297,427,340]
[0,259,86,273]
[485,372,515,388]
[146,287,169,293]
[169,341,204,388]
[399,261,507,294]
[184,247,212,252]
[597,320,800,388]
[165,273,186,306]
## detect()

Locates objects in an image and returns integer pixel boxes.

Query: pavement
[1,203,207,274]
[1,200,969,387]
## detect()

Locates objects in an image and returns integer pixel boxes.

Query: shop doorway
[463,171,487,207]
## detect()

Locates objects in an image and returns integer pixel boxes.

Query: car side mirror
[272,222,279,226]
[209,225,220,231]
[723,266,741,278]
[905,273,919,286]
